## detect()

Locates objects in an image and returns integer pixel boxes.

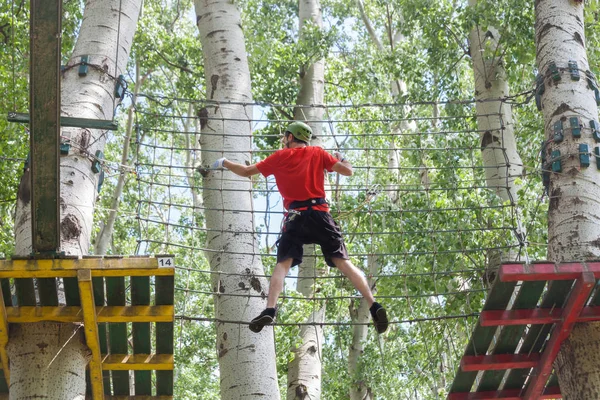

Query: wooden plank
[63,277,81,306]
[77,269,104,400]
[7,112,119,131]
[132,276,152,395]
[523,273,595,399]
[92,276,111,396]
[0,268,174,279]
[448,280,517,393]
[4,305,173,323]
[106,277,129,395]
[447,386,561,400]
[0,256,168,271]
[155,274,175,396]
[30,0,61,253]
[15,279,36,306]
[500,262,600,281]
[481,305,600,326]
[476,281,546,391]
[503,280,574,390]
[37,278,59,306]
[461,353,540,372]
[101,354,174,370]
[0,284,9,385]
[0,280,11,307]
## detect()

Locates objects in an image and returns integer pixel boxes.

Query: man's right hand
[334,151,346,162]
[212,158,227,169]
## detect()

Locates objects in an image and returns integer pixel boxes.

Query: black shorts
[276,210,349,268]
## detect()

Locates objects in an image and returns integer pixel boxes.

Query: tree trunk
[288,246,326,400]
[7,323,89,399]
[12,0,142,396]
[348,255,377,400]
[194,1,280,399]
[287,1,327,398]
[468,0,523,204]
[534,1,600,397]
[355,0,416,204]
[468,0,524,283]
[95,61,146,255]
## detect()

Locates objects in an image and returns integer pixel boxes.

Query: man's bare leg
[250,258,293,333]
[267,258,294,308]
[331,257,375,305]
[332,257,388,333]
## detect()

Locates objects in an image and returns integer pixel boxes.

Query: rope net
[0,93,549,397]
[113,93,546,396]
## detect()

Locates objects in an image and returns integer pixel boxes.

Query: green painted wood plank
[106,277,129,395]
[155,275,174,396]
[132,276,152,395]
[0,370,8,393]
[30,0,61,253]
[449,280,517,393]
[8,112,118,131]
[37,278,58,306]
[503,280,574,390]
[63,277,80,305]
[1,280,11,307]
[15,279,36,306]
[476,281,546,392]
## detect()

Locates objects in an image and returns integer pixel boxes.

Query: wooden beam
[101,354,174,370]
[0,284,9,385]
[0,256,173,271]
[447,386,561,400]
[5,305,173,323]
[30,0,62,254]
[460,353,540,372]
[77,269,104,400]
[480,306,600,327]
[7,112,118,131]
[523,272,595,399]
[500,262,600,282]
[0,268,174,279]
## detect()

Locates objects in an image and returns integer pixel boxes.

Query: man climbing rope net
[212,121,388,334]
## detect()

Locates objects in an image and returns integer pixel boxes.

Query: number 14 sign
[157,257,174,268]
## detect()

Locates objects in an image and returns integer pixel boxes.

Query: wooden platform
[0,255,175,399]
[448,261,600,400]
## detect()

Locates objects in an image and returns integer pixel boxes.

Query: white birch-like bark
[95,61,146,255]
[12,1,142,397]
[468,0,523,204]
[194,1,279,399]
[287,1,327,398]
[355,0,416,204]
[7,323,89,399]
[348,255,378,400]
[534,1,600,397]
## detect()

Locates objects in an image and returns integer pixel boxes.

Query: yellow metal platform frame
[0,255,175,399]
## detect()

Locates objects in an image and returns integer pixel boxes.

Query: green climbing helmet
[286,121,312,143]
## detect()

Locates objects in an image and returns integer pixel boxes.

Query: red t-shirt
[256,146,338,211]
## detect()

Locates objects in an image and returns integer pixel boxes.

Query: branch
[355,0,384,51]
[155,50,195,75]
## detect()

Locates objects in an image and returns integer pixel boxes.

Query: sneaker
[249,307,277,333]
[370,302,388,333]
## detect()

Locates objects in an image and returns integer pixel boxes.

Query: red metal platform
[447,262,600,400]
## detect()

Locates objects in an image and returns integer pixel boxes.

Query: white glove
[334,151,346,162]
[212,158,227,169]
